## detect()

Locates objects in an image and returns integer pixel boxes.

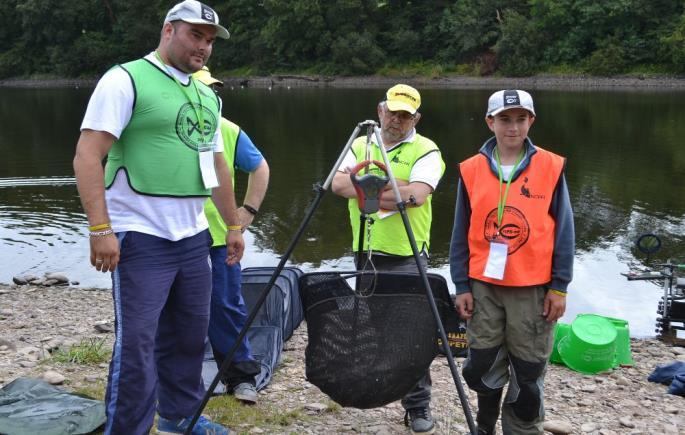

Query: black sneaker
[404,406,435,434]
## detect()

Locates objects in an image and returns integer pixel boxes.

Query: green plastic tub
[550,322,571,364]
[558,314,617,374]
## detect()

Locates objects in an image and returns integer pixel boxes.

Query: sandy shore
[1,283,685,434]
[2,74,685,91]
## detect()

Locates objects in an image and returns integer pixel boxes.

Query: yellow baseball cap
[192,66,223,87]
[385,84,421,114]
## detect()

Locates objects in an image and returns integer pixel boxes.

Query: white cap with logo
[164,0,230,39]
[486,90,535,117]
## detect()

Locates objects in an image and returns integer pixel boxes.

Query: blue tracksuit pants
[104,230,212,435]
[208,247,260,389]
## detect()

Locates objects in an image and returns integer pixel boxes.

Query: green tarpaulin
[0,377,105,435]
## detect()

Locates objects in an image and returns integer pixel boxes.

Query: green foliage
[495,10,540,77]
[583,36,628,76]
[331,32,385,74]
[52,338,110,365]
[662,12,685,72]
[0,0,682,78]
[204,394,307,430]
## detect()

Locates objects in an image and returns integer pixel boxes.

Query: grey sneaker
[232,382,258,404]
[404,406,435,434]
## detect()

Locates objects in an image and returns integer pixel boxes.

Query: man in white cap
[332,84,445,434]
[450,90,574,434]
[73,1,238,434]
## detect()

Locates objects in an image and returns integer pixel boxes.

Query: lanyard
[154,51,207,148]
[495,147,524,233]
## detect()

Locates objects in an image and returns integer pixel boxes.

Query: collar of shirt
[371,128,416,152]
[145,52,192,85]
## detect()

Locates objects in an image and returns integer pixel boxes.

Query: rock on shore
[0,283,683,434]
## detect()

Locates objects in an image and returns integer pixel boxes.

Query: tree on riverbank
[1,0,683,79]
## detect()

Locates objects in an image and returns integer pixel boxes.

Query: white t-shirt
[80,52,223,241]
[490,155,515,179]
[337,129,442,190]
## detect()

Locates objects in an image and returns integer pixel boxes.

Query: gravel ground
[1,284,684,434]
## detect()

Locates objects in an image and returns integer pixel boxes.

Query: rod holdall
[349,160,389,215]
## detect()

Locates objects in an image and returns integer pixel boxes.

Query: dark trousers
[355,252,432,410]
[208,247,260,389]
[104,231,212,435]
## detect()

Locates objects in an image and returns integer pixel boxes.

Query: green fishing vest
[348,133,445,256]
[205,119,241,247]
[104,58,220,196]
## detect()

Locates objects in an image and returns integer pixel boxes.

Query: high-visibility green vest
[348,133,445,256]
[205,118,241,247]
[104,58,220,196]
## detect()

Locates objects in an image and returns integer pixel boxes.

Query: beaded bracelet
[90,228,114,237]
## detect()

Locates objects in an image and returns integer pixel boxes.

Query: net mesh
[300,271,456,409]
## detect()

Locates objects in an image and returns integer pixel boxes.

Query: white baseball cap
[164,0,230,39]
[486,90,536,117]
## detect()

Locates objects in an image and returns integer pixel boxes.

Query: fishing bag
[242,266,304,341]
[300,271,459,409]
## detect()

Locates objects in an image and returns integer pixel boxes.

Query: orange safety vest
[459,146,566,287]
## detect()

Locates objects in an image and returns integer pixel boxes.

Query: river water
[1,86,684,337]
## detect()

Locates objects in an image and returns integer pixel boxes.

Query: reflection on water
[1,87,684,338]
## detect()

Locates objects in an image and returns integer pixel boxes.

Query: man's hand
[236,207,255,229]
[225,231,245,265]
[455,292,474,320]
[90,233,120,273]
[543,291,567,323]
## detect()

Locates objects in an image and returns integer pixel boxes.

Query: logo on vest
[391,155,411,166]
[520,177,546,199]
[484,206,530,254]
[175,102,218,151]
[390,149,410,166]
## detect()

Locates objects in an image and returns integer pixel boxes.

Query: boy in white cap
[73,1,238,434]
[449,90,575,434]
[333,84,445,434]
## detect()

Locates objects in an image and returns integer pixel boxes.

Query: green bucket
[595,315,634,367]
[558,314,617,374]
[550,322,571,364]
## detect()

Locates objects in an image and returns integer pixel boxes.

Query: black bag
[203,326,283,393]
[242,267,304,341]
[437,295,468,358]
[202,267,302,394]
[300,271,456,409]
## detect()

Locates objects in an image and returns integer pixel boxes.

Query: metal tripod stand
[184,120,476,435]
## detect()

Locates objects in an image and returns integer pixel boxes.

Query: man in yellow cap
[193,66,270,404]
[332,84,445,434]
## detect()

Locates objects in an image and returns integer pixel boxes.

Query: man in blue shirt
[194,67,270,404]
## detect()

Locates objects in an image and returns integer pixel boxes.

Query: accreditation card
[483,240,508,280]
[199,144,219,189]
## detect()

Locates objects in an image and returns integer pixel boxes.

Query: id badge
[483,241,508,280]
[199,148,219,189]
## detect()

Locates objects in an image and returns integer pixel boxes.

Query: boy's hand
[543,291,566,322]
[455,293,474,320]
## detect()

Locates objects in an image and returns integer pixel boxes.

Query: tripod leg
[371,127,477,434]
[183,122,369,434]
